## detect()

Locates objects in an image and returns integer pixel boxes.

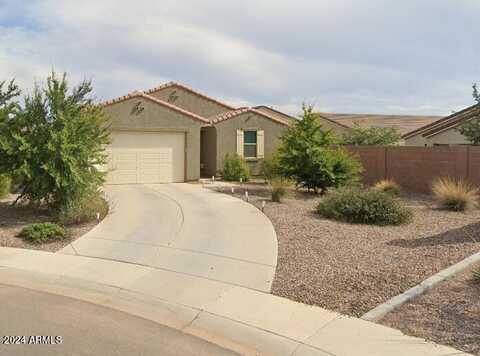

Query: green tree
[0,72,111,209]
[277,104,362,192]
[456,83,480,145]
[342,123,402,145]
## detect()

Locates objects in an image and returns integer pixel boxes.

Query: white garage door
[106,131,185,184]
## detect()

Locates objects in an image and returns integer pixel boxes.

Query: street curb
[361,250,480,322]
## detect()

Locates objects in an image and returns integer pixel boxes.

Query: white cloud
[0,0,479,115]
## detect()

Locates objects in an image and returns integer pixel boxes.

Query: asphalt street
[0,284,237,356]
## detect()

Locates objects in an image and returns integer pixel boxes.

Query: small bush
[222,153,251,182]
[432,177,478,212]
[317,187,412,225]
[0,175,10,198]
[374,179,400,196]
[19,223,66,243]
[58,190,109,225]
[262,155,281,182]
[270,177,293,202]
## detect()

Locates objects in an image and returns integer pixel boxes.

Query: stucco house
[316,112,442,140]
[102,82,290,184]
[403,104,480,146]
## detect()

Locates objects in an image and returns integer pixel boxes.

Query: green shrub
[270,177,293,202]
[432,177,478,212]
[317,187,412,225]
[342,123,402,145]
[19,223,66,243]
[58,190,109,225]
[374,179,401,196]
[261,154,281,182]
[222,153,251,182]
[0,72,111,209]
[0,175,10,198]
[276,105,363,193]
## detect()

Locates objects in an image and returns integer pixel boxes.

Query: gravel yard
[0,195,100,252]
[209,182,480,317]
[381,263,480,355]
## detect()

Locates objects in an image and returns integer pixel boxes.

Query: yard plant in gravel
[222,153,251,181]
[19,223,66,244]
[0,72,110,224]
[432,177,479,212]
[317,187,412,225]
[275,104,363,193]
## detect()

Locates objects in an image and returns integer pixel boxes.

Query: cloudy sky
[0,0,479,116]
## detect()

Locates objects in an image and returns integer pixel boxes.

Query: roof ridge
[102,91,210,124]
[319,112,442,118]
[144,81,236,110]
[211,107,289,126]
[315,113,352,129]
[402,104,479,138]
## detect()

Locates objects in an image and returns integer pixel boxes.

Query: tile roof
[403,104,480,139]
[314,113,352,129]
[254,105,297,122]
[210,107,290,126]
[317,112,442,136]
[102,91,210,124]
[144,81,236,110]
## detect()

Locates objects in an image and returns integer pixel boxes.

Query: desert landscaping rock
[211,183,480,317]
[0,195,99,252]
[381,262,480,356]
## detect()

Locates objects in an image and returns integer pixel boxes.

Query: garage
[106,131,185,184]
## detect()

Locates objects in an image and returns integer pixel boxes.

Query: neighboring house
[102,82,290,184]
[254,105,297,124]
[403,104,480,146]
[314,114,353,136]
[317,112,442,138]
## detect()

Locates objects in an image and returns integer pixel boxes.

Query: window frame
[243,130,258,159]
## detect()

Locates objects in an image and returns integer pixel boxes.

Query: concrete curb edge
[361,250,480,322]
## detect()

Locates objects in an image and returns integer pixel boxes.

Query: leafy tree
[0,80,21,198]
[456,83,480,145]
[277,104,362,193]
[342,123,402,145]
[0,72,111,209]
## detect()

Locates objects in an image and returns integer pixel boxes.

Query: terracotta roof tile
[144,81,236,110]
[102,91,210,124]
[210,107,290,126]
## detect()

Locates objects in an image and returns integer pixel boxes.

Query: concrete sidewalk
[0,247,470,356]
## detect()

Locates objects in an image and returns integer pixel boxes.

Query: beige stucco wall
[103,97,203,181]
[426,128,469,145]
[149,86,231,118]
[405,127,469,146]
[404,133,428,146]
[317,117,352,139]
[214,112,288,176]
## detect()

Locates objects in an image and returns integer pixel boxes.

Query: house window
[243,130,257,158]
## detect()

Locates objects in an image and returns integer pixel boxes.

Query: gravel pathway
[209,183,480,317]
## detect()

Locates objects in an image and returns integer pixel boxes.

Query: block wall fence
[345,146,480,193]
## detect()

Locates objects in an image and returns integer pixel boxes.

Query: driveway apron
[60,184,278,292]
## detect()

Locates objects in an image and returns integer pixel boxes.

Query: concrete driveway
[61,184,277,292]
